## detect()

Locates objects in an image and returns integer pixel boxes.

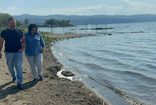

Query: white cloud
[7,7,15,10]
[35,4,122,15]
[103,5,122,15]
[5,7,16,12]
[52,5,104,14]
[122,0,156,15]
[0,7,16,14]
[30,0,156,15]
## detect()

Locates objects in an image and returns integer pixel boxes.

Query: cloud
[52,5,105,14]
[6,7,15,11]
[122,0,156,15]
[5,7,16,13]
[0,7,16,14]
[36,4,122,15]
[33,0,156,15]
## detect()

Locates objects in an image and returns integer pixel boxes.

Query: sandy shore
[0,34,109,105]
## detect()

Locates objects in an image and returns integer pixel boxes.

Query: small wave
[122,71,145,77]
[116,31,145,34]
[143,63,156,69]
[81,51,92,57]
[59,52,71,61]
[96,49,135,59]
[122,71,156,83]
[85,63,108,71]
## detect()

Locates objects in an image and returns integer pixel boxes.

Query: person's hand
[18,48,24,52]
[41,48,44,53]
[0,53,2,59]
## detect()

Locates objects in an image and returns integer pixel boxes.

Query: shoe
[39,76,43,81]
[12,78,16,83]
[17,84,23,89]
[33,78,38,82]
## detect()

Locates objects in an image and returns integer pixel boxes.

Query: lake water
[43,22,156,105]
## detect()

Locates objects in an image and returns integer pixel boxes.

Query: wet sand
[0,34,109,105]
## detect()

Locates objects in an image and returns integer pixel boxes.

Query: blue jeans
[25,53,43,79]
[5,52,23,84]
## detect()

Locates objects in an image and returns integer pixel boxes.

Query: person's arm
[40,34,45,53]
[0,37,4,59]
[18,36,26,52]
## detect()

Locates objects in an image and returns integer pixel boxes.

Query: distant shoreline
[14,14,156,25]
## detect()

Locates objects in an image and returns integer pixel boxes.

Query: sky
[0,0,156,16]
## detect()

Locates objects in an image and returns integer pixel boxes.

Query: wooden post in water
[96,24,97,34]
[86,24,88,35]
[75,25,76,34]
[106,24,107,34]
[63,26,64,34]
[50,25,52,34]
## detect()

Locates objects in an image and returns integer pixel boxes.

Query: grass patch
[42,35,60,44]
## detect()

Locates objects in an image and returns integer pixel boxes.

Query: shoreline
[0,34,109,105]
[49,34,143,105]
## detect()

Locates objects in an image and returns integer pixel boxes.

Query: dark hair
[8,17,15,22]
[28,24,38,34]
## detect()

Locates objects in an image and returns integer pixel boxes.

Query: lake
[41,22,156,105]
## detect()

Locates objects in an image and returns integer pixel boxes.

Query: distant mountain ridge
[13,14,156,25]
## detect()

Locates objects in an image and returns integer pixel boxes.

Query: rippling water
[52,22,156,105]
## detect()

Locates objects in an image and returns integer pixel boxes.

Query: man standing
[0,17,25,89]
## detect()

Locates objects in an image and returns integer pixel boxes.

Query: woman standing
[25,24,45,82]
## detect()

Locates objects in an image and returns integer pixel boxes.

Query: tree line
[0,13,72,27]
[0,13,11,26]
[0,13,22,26]
[45,19,72,27]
